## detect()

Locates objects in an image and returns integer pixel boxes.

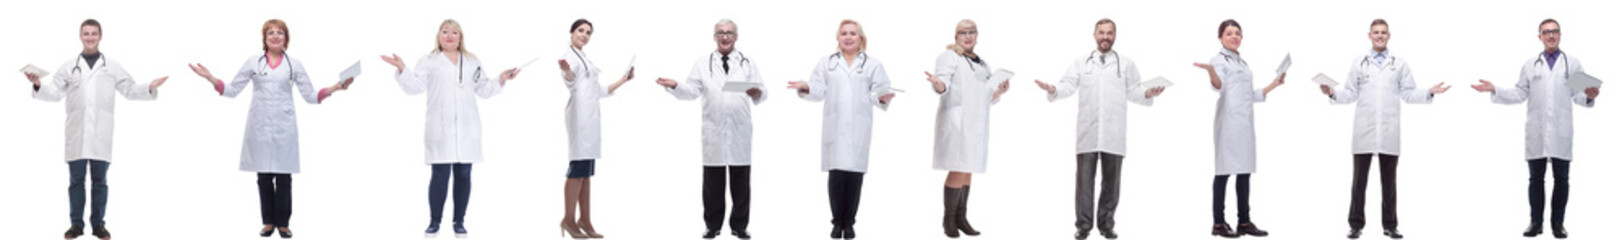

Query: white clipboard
[20,64,51,78]
[1275,53,1292,77]
[722,81,762,92]
[1312,73,1339,87]
[1566,71,1602,91]
[337,61,361,85]
[1142,76,1173,88]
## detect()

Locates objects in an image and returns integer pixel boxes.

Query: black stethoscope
[1220,51,1248,69]
[1084,51,1123,77]
[709,51,750,76]
[827,52,868,74]
[1533,52,1573,79]
[959,54,986,72]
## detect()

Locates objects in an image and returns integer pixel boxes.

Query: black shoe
[1099,228,1118,239]
[65,225,85,239]
[452,223,467,239]
[91,226,111,240]
[277,228,292,239]
[1523,222,1543,237]
[1551,224,1567,239]
[424,224,440,238]
[841,226,856,239]
[1075,230,1089,239]
[1382,229,1403,239]
[1348,228,1362,239]
[1237,222,1269,237]
[731,230,751,239]
[830,226,844,239]
[702,230,721,239]
[1212,224,1241,238]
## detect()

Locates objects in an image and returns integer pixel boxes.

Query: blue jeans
[68,159,110,227]
[429,163,472,224]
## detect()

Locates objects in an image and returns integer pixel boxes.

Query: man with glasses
[655,19,766,239]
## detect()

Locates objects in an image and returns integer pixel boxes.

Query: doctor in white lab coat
[1035,18,1164,240]
[186,19,350,238]
[1469,19,1597,239]
[24,19,168,239]
[1318,19,1447,239]
[653,19,764,239]
[923,19,1009,239]
[555,18,630,239]
[380,19,517,238]
[787,19,895,239]
[1192,19,1281,238]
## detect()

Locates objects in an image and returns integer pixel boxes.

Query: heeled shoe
[276,228,292,239]
[578,221,604,238]
[559,221,588,239]
[257,226,273,238]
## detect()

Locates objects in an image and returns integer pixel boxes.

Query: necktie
[721,55,731,74]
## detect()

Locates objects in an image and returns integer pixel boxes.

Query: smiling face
[1094,22,1116,53]
[714,22,737,54]
[1369,24,1390,51]
[1220,25,1242,52]
[571,24,593,49]
[955,22,978,53]
[837,23,863,53]
[439,24,461,53]
[1539,21,1560,52]
[80,25,101,54]
[264,27,286,52]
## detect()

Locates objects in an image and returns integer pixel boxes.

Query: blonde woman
[186,19,352,239]
[380,19,518,238]
[923,19,1008,238]
[555,18,632,239]
[787,19,895,240]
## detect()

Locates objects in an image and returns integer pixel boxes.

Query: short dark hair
[1217,19,1241,37]
[570,19,593,33]
[81,19,101,31]
[1540,18,1559,28]
[1371,18,1388,28]
[1096,18,1115,28]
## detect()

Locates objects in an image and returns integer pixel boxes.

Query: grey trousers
[1077,152,1123,232]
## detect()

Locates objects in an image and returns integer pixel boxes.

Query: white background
[2,0,1618,239]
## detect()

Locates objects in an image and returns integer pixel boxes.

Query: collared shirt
[1371,49,1389,66]
[1543,50,1562,70]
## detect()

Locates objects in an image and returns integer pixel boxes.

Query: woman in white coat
[186,19,352,239]
[1192,19,1281,238]
[380,19,518,238]
[787,19,896,240]
[922,19,1008,238]
[555,18,632,239]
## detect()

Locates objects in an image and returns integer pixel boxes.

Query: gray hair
[715,19,737,30]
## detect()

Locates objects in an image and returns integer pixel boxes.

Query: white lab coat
[667,50,766,166]
[800,52,891,173]
[1327,51,1432,155]
[931,51,999,173]
[220,54,326,174]
[1210,49,1265,175]
[32,55,157,162]
[1048,50,1152,156]
[396,51,504,164]
[562,46,612,160]
[1490,52,1594,160]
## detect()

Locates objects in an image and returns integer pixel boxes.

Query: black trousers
[703,165,751,232]
[828,170,865,228]
[257,173,293,227]
[1076,152,1123,232]
[1528,158,1570,225]
[1349,153,1399,230]
[1212,174,1251,224]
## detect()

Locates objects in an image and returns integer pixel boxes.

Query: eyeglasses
[956,30,978,36]
[1541,29,1561,35]
[714,31,737,37]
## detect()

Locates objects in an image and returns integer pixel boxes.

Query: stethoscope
[70,55,107,76]
[254,53,296,80]
[1084,51,1123,77]
[959,54,986,72]
[709,51,750,76]
[440,51,478,84]
[1357,54,1398,79]
[827,52,868,74]
[570,47,593,78]
[1533,52,1573,79]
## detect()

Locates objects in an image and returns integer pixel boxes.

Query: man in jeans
[24,19,169,240]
